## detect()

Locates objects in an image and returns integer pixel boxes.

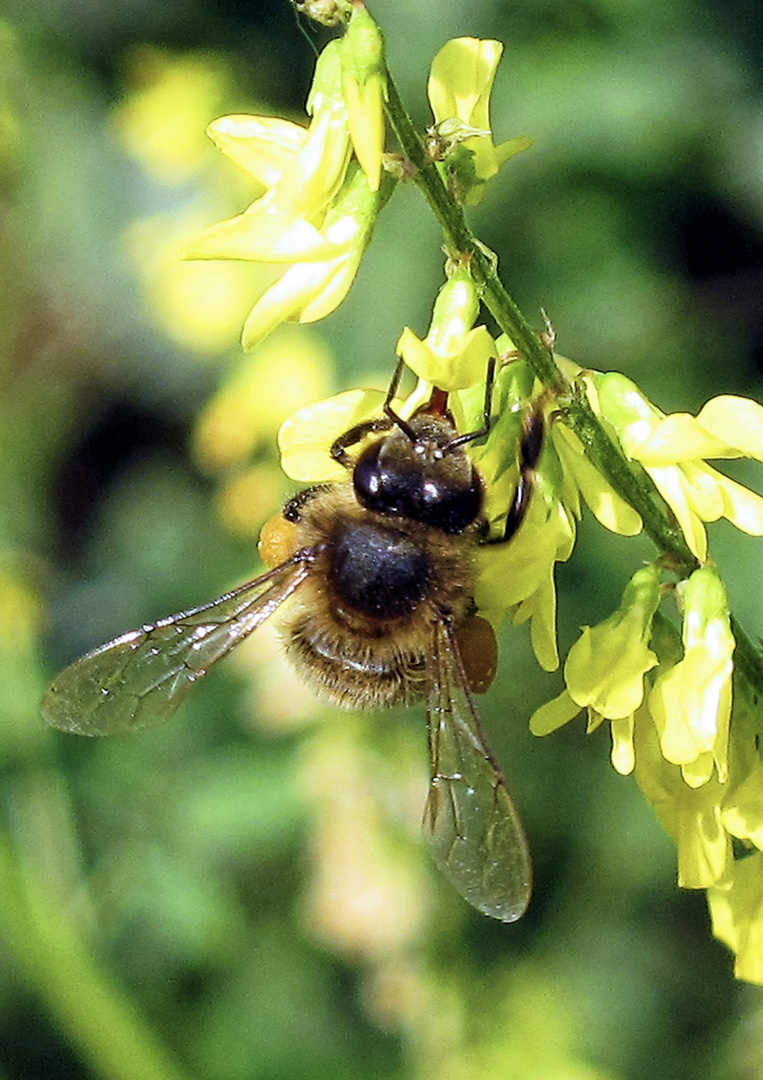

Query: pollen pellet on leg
[258,513,300,568]
[455,615,498,694]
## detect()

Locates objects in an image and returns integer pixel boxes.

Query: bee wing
[422,619,532,922]
[41,558,311,737]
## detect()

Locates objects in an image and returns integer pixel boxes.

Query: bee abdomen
[285,613,427,709]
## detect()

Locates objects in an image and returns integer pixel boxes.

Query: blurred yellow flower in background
[113,45,240,184]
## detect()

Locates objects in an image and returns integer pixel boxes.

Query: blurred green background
[1,1,763,1078]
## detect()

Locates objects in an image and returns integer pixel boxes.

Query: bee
[41,360,545,923]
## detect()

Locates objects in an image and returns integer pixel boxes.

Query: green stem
[384,68,763,703]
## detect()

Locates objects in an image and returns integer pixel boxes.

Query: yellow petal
[698,395,763,462]
[716,471,763,534]
[299,249,363,323]
[632,710,732,889]
[494,134,533,167]
[646,465,707,560]
[530,689,581,736]
[510,571,560,672]
[681,461,724,522]
[552,425,642,536]
[342,72,385,191]
[528,573,561,672]
[474,495,567,612]
[708,854,763,984]
[339,6,386,192]
[272,101,351,220]
[631,412,735,465]
[610,716,636,775]
[428,38,503,131]
[184,211,344,262]
[241,260,334,351]
[681,753,715,789]
[278,388,386,482]
[207,114,307,186]
[722,757,763,849]
[397,325,496,392]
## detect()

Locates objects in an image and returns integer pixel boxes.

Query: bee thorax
[327,519,429,620]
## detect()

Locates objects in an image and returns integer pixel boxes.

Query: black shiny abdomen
[328,519,429,620]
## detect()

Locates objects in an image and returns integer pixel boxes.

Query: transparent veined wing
[422,618,532,922]
[41,557,311,736]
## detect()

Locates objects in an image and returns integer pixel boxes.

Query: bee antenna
[444,355,496,451]
[383,357,420,443]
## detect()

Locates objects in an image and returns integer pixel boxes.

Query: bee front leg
[330,418,393,469]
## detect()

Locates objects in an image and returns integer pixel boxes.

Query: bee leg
[282,484,333,522]
[330,418,393,468]
[382,356,421,442]
[330,356,416,465]
[502,403,546,541]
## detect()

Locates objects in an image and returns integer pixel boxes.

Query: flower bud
[339,6,386,191]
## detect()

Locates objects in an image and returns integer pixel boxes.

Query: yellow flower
[593,374,763,560]
[184,41,383,350]
[396,269,498,392]
[427,38,532,206]
[530,563,660,734]
[648,565,734,787]
[632,705,732,889]
[193,325,334,473]
[112,46,236,184]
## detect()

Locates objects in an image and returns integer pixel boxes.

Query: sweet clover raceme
[176,4,763,981]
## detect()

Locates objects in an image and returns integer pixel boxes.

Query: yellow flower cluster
[524,372,763,980]
[182,26,532,352]
[276,289,763,979]
[184,6,386,351]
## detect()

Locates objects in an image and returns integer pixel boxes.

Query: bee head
[352,413,483,534]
